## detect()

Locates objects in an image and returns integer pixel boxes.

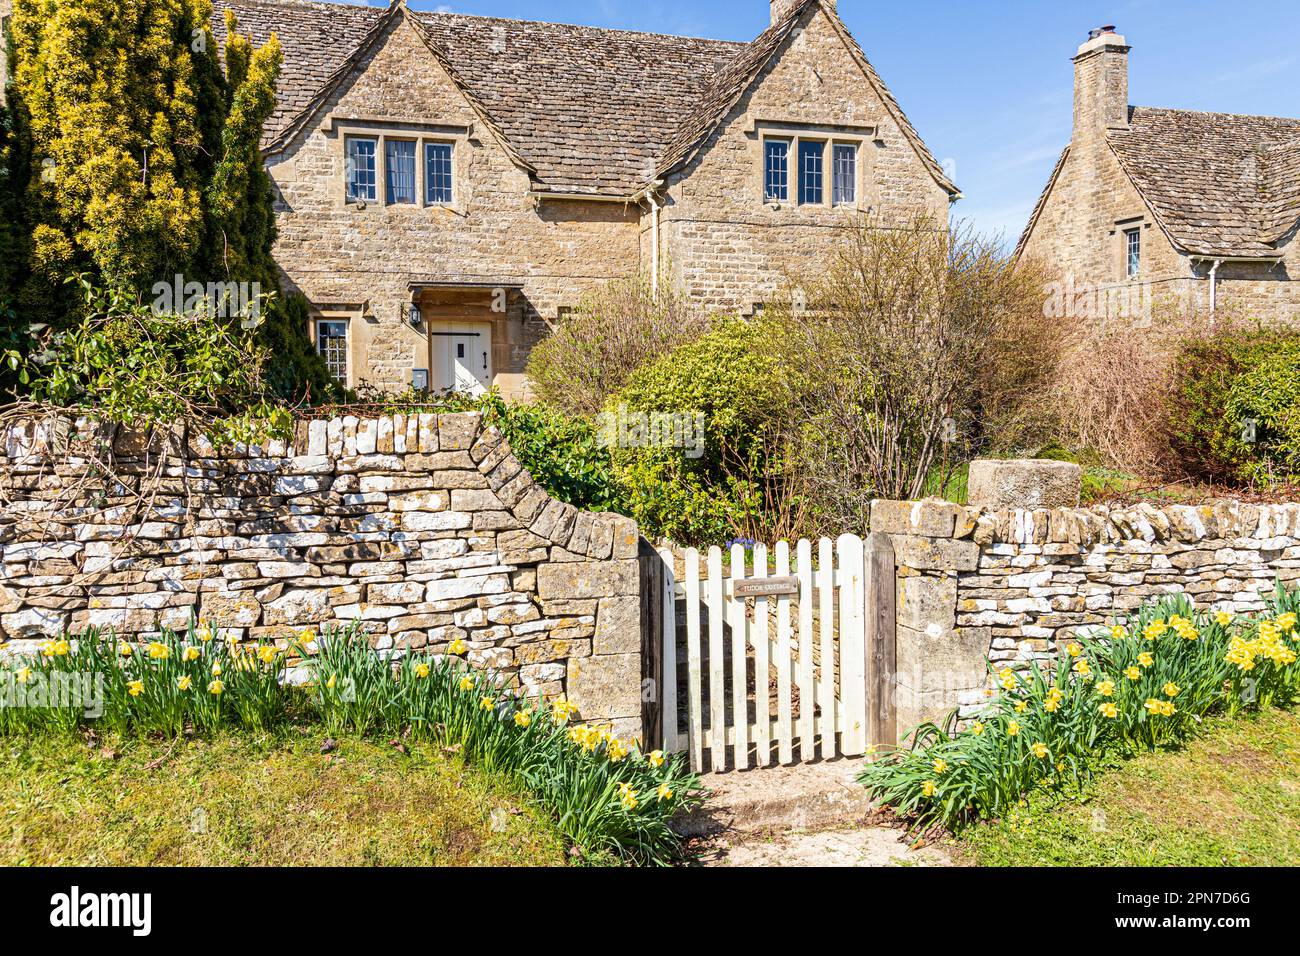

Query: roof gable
[213,0,954,199]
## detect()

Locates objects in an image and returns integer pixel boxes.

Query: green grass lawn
[953,707,1300,866]
[0,727,570,866]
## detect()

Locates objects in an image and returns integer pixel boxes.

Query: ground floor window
[315,319,349,383]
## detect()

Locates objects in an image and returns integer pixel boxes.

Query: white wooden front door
[434,322,492,396]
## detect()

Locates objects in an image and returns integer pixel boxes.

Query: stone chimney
[771,0,833,26]
[1073,25,1130,142]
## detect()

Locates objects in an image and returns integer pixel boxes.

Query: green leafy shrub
[524,273,710,417]
[610,317,792,545]
[859,590,1300,830]
[3,278,292,447]
[479,392,628,514]
[1165,330,1300,485]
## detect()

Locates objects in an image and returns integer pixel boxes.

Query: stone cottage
[1017,26,1300,326]
[204,0,958,395]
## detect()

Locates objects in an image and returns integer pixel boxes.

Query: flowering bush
[859,587,1300,831]
[0,621,701,866]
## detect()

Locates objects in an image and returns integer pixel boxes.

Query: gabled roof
[1014,145,1069,259]
[212,0,957,200]
[1108,107,1300,259]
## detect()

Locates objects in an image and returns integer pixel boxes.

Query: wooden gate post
[865,532,897,748]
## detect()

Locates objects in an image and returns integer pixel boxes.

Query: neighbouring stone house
[201,0,957,396]
[1017,26,1300,327]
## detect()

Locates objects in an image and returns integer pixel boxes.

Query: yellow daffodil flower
[921,780,937,798]
[414,662,431,679]
[1163,682,1180,698]
[208,679,225,696]
[514,711,531,728]
[1096,680,1115,697]
[1015,699,1028,713]
[1144,698,1162,715]
[932,758,947,774]
[127,680,144,697]
[16,666,32,685]
[971,722,985,736]
[448,638,468,656]
[1125,666,1141,680]
[459,676,474,692]
[1110,625,1126,640]
[118,642,134,658]
[480,696,495,711]
[1007,720,1020,736]
[183,646,201,662]
[1137,652,1154,668]
[1098,701,1118,719]
[1031,742,1049,759]
[648,750,666,768]
[1073,658,1091,676]
[1067,643,1082,658]
[177,676,192,691]
[657,784,674,802]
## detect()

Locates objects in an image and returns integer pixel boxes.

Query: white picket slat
[817,536,837,759]
[774,540,794,764]
[707,546,725,769]
[684,548,703,772]
[796,538,815,758]
[658,547,679,753]
[752,543,771,766]
[838,534,867,756]
[728,543,750,770]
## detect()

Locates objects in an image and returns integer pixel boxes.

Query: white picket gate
[655,533,895,773]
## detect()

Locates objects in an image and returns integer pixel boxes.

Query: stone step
[675,757,884,837]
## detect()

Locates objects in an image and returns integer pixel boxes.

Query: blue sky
[394,0,1300,246]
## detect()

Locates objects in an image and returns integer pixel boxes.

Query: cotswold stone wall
[0,413,647,738]
[871,498,1300,730]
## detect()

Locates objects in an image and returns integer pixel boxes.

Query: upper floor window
[425,142,453,205]
[346,137,377,203]
[386,139,417,205]
[316,319,349,384]
[764,139,790,202]
[1125,227,1141,277]
[832,144,857,206]
[798,141,825,206]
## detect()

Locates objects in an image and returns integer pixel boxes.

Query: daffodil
[1031,742,1049,759]
[1163,682,1180,698]
[607,737,630,763]
[513,711,531,728]
[1137,652,1154,668]
[1067,643,1082,658]
[177,675,192,691]
[1214,610,1233,628]
[257,645,278,665]
[656,784,674,802]
[1098,701,1118,719]
[1144,698,1162,715]
[1143,619,1168,640]
[932,758,947,775]
[325,674,337,690]
[998,669,1018,692]
[1073,658,1091,676]
[118,642,134,657]
[183,646,201,662]
[1007,720,1020,737]
[480,696,495,711]
[414,661,431,679]
[16,666,32,685]
[971,721,985,736]
[208,679,225,696]
[211,662,223,677]
[1110,625,1127,640]
[127,680,144,697]
[448,638,468,656]
[921,780,937,798]
[1015,699,1028,713]
[1124,666,1141,680]
[147,642,170,660]
[1096,680,1115,697]
[647,750,666,768]
[459,675,474,692]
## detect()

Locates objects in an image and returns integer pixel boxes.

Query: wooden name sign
[732,576,800,598]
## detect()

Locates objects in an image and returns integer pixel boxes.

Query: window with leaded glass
[316,319,348,383]
[386,139,416,205]
[425,142,453,205]
[764,139,790,202]
[799,140,825,205]
[345,137,377,202]
[832,143,857,206]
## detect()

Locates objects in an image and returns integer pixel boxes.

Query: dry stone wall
[871,497,1300,732]
[0,412,647,738]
